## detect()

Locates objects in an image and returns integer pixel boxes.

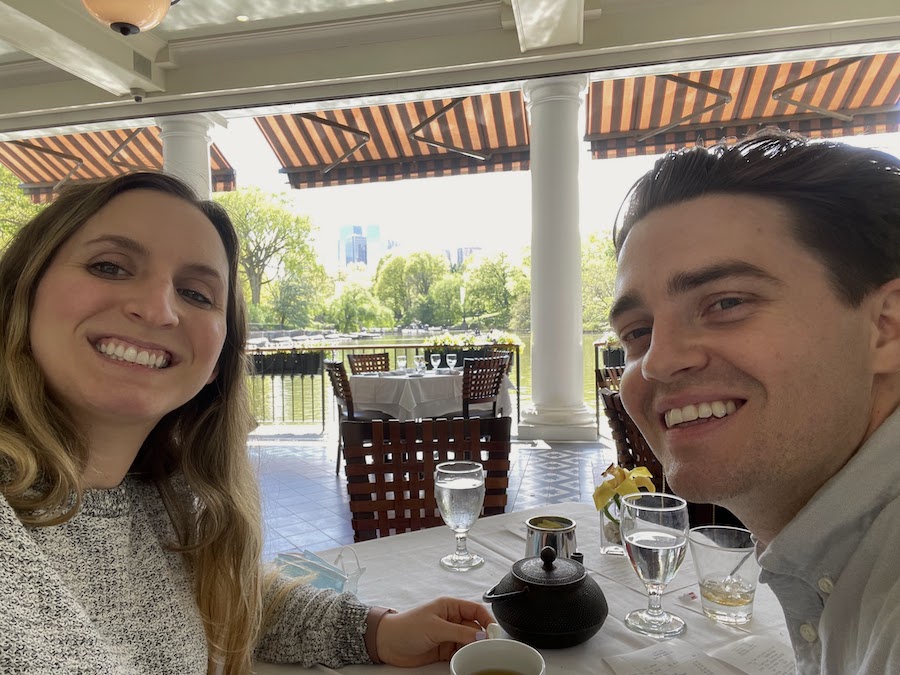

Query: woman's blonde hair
[0,172,264,673]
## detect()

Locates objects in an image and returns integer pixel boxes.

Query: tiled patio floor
[249,425,616,560]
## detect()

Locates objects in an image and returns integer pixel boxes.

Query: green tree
[327,284,393,333]
[581,233,618,333]
[373,254,410,323]
[214,188,323,307]
[428,274,464,327]
[0,165,42,247]
[463,253,526,328]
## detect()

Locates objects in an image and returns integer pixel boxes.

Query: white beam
[510,0,586,52]
[0,0,167,97]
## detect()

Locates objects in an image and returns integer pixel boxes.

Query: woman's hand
[374,597,494,667]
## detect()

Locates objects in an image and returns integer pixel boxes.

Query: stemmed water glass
[396,354,407,371]
[446,353,458,370]
[434,460,485,571]
[430,353,442,370]
[620,492,689,638]
[413,354,426,372]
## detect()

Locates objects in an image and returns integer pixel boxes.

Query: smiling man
[610,131,900,674]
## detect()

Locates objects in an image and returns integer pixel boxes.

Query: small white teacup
[450,638,546,675]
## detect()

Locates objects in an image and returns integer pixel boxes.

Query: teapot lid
[512,546,585,587]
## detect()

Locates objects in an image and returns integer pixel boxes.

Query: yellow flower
[592,464,656,512]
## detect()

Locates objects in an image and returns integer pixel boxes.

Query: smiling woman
[0,171,494,674]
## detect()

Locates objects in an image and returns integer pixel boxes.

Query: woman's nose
[123,279,179,327]
[640,321,707,382]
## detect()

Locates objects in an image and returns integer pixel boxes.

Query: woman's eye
[88,261,127,277]
[179,288,214,307]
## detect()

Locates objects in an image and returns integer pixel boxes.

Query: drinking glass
[434,460,485,571]
[413,354,426,372]
[446,353,458,370]
[620,492,689,638]
[430,353,442,370]
[396,354,407,370]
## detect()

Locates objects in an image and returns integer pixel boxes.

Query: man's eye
[621,326,651,342]
[88,261,127,277]
[180,288,213,307]
[711,297,745,312]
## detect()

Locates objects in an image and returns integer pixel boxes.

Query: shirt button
[818,577,834,595]
[799,623,818,643]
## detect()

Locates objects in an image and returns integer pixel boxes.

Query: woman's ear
[871,278,900,374]
[206,365,219,385]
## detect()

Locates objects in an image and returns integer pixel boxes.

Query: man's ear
[871,278,900,374]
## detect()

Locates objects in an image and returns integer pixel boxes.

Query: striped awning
[0,126,236,203]
[255,91,530,189]
[586,52,900,158]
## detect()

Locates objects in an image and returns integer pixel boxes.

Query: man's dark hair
[613,129,900,306]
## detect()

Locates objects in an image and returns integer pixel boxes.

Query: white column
[518,74,596,442]
[157,114,220,199]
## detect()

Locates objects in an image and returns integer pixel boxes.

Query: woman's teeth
[665,400,737,428]
[96,341,169,369]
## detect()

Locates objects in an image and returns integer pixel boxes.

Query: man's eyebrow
[84,234,226,285]
[609,260,781,326]
[667,260,782,296]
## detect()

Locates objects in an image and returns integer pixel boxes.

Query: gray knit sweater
[0,476,372,673]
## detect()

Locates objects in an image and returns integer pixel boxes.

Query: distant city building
[457,246,481,266]
[338,224,383,266]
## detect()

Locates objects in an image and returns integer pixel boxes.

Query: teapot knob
[540,546,557,570]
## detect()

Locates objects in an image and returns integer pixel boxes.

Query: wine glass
[620,492,689,638]
[430,353,442,370]
[396,354,407,371]
[434,460,485,571]
[446,353,458,370]
[413,354,426,372]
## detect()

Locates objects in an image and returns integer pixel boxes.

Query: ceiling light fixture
[81,0,180,36]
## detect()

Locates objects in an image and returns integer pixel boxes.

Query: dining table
[255,502,794,675]
[348,369,514,422]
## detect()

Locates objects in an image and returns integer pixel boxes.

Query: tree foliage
[214,188,325,308]
[581,233,618,333]
[373,252,448,324]
[326,283,394,333]
[462,253,527,329]
[0,166,42,248]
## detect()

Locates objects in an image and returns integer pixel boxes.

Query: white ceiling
[0,0,897,137]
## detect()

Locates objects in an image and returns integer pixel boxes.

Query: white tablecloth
[349,371,514,422]
[255,502,791,674]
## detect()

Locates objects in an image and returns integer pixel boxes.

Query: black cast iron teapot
[482,546,608,648]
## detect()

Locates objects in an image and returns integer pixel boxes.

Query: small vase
[599,499,626,556]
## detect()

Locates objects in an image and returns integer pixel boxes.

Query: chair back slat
[596,366,625,391]
[462,355,509,417]
[324,360,355,418]
[340,417,512,541]
[347,352,391,374]
[599,388,664,491]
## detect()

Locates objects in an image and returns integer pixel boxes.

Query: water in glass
[413,354,426,371]
[435,460,485,571]
[430,353,442,370]
[396,354,407,370]
[620,493,689,638]
[446,353,458,369]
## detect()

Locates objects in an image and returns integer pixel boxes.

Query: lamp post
[460,286,467,329]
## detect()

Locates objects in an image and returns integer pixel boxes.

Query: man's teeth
[96,341,169,369]
[665,400,737,429]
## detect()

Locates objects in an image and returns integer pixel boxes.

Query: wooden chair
[324,360,392,474]
[458,355,509,418]
[596,365,625,391]
[347,352,391,374]
[339,416,512,541]
[599,388,742,527]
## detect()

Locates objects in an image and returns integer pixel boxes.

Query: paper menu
[604,635,795,675]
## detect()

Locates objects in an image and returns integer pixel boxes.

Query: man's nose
[123,279,179,327]
[640,320,707,382]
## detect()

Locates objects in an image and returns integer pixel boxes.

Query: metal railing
[247,342,521,428]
